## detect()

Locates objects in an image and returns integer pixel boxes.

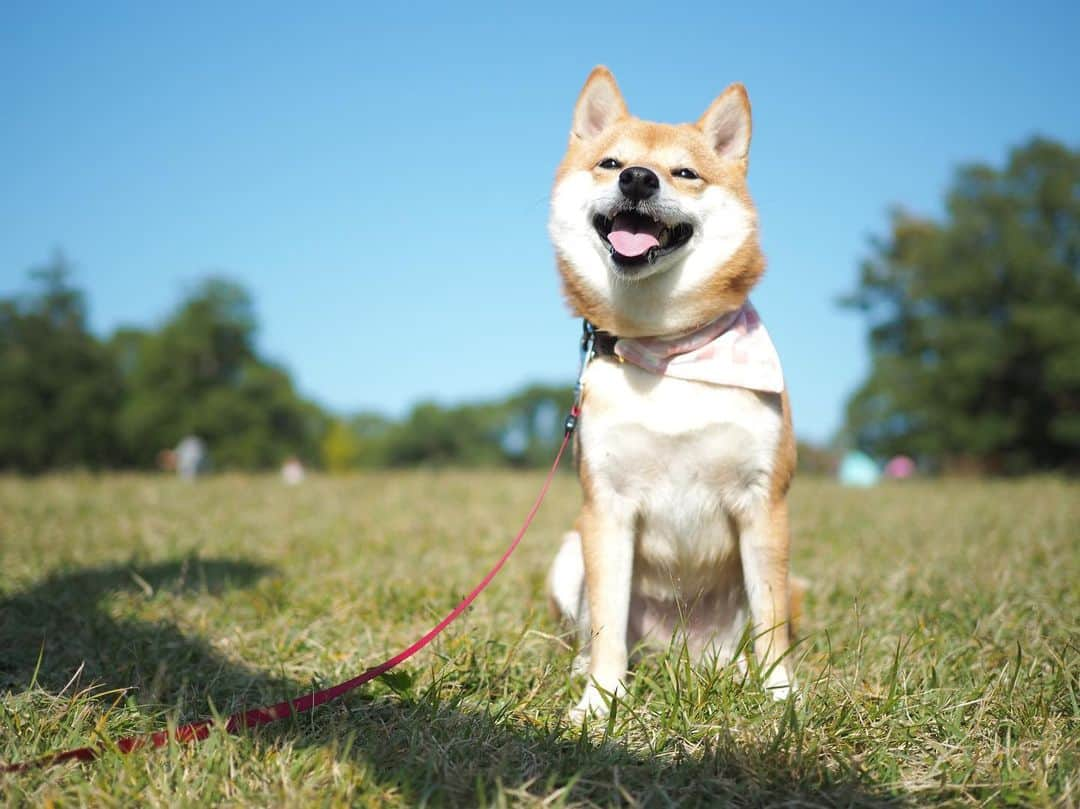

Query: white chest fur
[579,356,783,600]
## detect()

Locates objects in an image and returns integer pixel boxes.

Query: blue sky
[2,2,1077,442]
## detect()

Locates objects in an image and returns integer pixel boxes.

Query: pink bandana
[613,302,784,393]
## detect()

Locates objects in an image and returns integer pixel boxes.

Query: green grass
[1,472,1077,807]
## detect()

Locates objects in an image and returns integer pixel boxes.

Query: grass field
[1,472,1077,807]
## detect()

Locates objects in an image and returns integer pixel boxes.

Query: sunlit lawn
[1,472,1077,807]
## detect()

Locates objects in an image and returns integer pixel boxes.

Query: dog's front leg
[738,498,794,699]
[573,494,635,719]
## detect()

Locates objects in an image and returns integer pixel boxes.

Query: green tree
[321,419,361,472]
[843,138,1080,473]
[349,411,393,468]
[0,256,125,472]
[381,401,506,467]
[372,385,574,468]
[500,384,574,467]
[117,278,326,468]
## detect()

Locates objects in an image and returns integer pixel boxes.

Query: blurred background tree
[499,384,575,468]
[380,401,508,467]
[112,278,326,468]
[321,419,362,472]
[0,255,125,472]
[0,263,573,473]
[843,138,1080,473]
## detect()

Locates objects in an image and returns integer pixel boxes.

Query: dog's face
[549,67,764,337]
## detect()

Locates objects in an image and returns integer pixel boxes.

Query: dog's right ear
[570,66,628,143]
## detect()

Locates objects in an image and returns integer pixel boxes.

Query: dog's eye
[672,168,700,180]
[597,158,622,170]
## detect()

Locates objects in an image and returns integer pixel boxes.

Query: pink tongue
[608,230,660,257]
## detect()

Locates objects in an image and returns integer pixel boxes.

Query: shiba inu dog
[546,67,801,719]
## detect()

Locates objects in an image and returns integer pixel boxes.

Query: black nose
[618,166,660,202]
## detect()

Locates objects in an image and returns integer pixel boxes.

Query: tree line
[3,138,1076,475]
[0,259,574,473]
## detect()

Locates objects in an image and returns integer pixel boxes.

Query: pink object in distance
[884,455,916,479]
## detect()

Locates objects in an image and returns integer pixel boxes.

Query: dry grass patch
[1,473,1077,806]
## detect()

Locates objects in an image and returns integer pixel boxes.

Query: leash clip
[565,320,597,436]
[580,319,597,355]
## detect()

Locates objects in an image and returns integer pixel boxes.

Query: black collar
[582,320,617,358]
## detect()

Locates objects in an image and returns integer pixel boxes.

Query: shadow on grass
[1,559,908,806]
[262,693,912,807]
[0,557,292,711]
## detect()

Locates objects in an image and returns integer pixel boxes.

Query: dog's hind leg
[547,529,585,623]
[547,528,591,673]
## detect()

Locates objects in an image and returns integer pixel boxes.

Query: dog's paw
[569,677,629,723]
[568,683,611,722]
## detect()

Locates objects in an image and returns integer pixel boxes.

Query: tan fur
[547,67,801,718]
[789,574,808,637]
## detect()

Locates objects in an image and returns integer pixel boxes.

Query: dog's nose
[618,166,660,201]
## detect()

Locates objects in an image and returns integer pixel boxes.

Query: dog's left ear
[697,83,752,166]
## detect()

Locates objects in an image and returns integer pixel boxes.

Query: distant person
[175,435,210,480]
[281,456,305,485]
[156,448,177,473]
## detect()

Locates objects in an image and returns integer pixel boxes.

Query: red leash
[2,407,580,774]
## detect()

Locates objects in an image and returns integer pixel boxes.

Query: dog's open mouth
[593,211,693,269]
